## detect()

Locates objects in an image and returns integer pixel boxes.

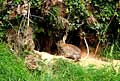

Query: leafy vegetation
[102,41,120,59]
[0,0,120,57]
[0,0,120,80]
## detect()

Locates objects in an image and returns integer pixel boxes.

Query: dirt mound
[33,50,120,68]
[80,49,120,68]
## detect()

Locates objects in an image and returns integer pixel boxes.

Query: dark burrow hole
[34,29,84,54]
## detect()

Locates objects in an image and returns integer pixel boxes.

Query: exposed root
[94,40,100,56]
[81,35,90,60]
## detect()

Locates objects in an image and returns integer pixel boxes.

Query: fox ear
[56,40,63,46]
[56,40,60,46]
[62,33,68,44]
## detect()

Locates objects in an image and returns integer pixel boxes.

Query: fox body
[57,40,81,61]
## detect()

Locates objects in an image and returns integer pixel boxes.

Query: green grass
[0,43,120,81]
[0,43,38,81]
[39,59,120,81]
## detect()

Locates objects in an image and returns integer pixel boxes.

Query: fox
[56,40,81,61]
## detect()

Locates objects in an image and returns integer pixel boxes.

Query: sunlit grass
[0,43,120,81]
[38,59,120,81]
[0,43,38,81]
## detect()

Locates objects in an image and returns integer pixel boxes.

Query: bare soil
[33,48,120,68]
[80,47,120,68]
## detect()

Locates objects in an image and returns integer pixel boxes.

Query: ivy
[0,0,120,50]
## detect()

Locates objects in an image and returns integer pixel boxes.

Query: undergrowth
[0,43,120,81]
[101,41,120,60]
